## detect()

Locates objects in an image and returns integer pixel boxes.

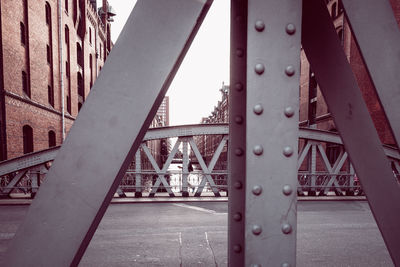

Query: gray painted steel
[302,1,400,265]
[228,0,247,264]
[245,0,301,265]
[342,0,400,148]
[4,0,212,266]
[143,123,228,141]
[0,146,59,176]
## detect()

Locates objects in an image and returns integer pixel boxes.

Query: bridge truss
[1,124,399,199]
[4,0,400,266]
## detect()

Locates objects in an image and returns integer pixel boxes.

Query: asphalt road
[0,201,393,266]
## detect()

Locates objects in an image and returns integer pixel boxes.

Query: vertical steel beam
[182,138,189,197]
[245,0,301,265]
[228,0,247,264]
[342,0,400,147]
[135,149,142,197]
[309,142,317,196]
[302,1,400,265]
[5,0,212,266]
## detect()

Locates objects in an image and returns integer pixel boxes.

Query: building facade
[300,0,398,147]
[0,0,114,160]
[195,84,228,169]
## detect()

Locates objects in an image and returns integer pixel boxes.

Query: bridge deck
[0,201,391,266]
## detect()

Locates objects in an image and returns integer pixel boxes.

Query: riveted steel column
[5,0,212,266]
[302,1,400,265]
[245,0,301,265]
[228,0,247,265]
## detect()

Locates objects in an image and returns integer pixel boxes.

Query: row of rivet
[232,10,246,258]
[250,18,296,267]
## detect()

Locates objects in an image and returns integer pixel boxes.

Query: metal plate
[5,0,212,266]
[245,0,302,265]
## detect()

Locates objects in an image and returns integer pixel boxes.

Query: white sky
[100,0,230,126]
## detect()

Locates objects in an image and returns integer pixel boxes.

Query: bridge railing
[0,125,398,198]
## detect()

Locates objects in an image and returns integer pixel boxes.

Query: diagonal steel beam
[5,0,212,266]
[189,138,221,197]
[342,0,400,147]
[302,1,400,265]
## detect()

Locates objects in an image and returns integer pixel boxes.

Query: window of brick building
[77,43,83,68]
[89,27,92,44]
[65,61,69,77]
[338,28,344,46]
[45,2,51,25]
[89,54,93,88]
[308,71,317,125]
[48,85,54,107]
[65,0,68,13]
[23,125,33,154]
[47,44,51,64]
[20,22,26,45]
[331,2,337,18]
[22,71,30,97]
[67,95,71,114]
[48,130,56,147]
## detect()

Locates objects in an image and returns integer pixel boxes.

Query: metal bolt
[253,104,263,115]
[252,185,262,195]
[282,223,292,234]
[233,244,242,253]
[285,65,295,76]
[255,63,265,75]
[251,265,261,267]
[253,145,263,156]
[282,185,292,196]
[286,23,296,35]
[282,263,291,267]
[255,20,265,32]
[235,82,243,92]
[234,115,243,124]
[234,181,242,189]
[252,225,262,235]
[283,146,293,157]
[233,212,242,221]
[235,148,243,156]
[284,107,295,118]
[236,49,244,57]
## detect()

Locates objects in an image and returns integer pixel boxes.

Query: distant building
[0,0,115,160]
[194,83,228,169]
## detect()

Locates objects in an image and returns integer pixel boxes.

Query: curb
[0,196,367,206]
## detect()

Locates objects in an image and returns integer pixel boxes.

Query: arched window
[23,125,33,154]
[48,130,56,147]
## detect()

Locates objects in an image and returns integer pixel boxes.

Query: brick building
[0,0,115,160]
[300,0,399,148]
[195,83,228,169]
